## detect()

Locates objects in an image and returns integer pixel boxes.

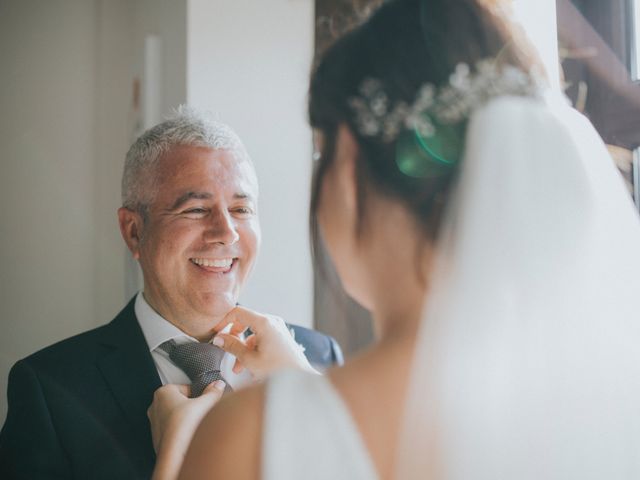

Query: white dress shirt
[134,292,253,390]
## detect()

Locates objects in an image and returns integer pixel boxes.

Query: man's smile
[189,257,237,274]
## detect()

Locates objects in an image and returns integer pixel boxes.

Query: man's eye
[184,208,207,214]
[233,207,253,215]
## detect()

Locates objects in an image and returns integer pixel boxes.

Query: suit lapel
[96,299,161,454]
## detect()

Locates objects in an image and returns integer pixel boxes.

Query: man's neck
[141,291,225,342]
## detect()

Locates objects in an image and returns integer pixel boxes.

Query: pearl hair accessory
[348,59,543,145]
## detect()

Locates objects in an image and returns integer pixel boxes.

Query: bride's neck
[373,301,424,344]
[369,260,430,345]
[363,213,433,344]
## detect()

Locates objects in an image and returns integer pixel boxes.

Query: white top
[134,292,253,390]
[262,369,378,480]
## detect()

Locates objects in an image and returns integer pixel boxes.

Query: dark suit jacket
[0,298,343,479]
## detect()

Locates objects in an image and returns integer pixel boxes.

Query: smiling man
[119,141,261,342]
[0,108,343,479]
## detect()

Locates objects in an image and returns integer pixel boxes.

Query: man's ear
[335,124,360,215]
[117,207,144,260]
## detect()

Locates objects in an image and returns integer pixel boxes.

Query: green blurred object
[395,122,464,178]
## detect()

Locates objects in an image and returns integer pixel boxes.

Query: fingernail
[213,380,226,390]
[212,336,224,347]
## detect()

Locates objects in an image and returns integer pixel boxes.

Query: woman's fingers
[147,379,228,467]
[213,333,254,365]
[177,384,191,397]
[199,380,226,403]
[213,307,317,380]
[245,334,258,350]
[148,384,189,413]
[213,306,267,336]
[232,358,245,374]
[212,307,247,333]
[147,383,192,453]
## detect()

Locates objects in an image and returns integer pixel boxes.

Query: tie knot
[158,339,227,397]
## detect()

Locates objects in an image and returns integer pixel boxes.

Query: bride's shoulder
[178,383,266,480]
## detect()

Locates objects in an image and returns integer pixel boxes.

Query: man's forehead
[157,146,258,188]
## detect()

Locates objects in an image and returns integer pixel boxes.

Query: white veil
[397,93,640,479]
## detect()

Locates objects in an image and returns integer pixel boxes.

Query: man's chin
[196,293,238,320]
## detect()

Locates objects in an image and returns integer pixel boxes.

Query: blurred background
[1,0,638,420]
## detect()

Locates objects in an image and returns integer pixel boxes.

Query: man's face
[120,145,260,333]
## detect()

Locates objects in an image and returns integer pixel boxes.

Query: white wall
[132,0,188,121]
[0,0,189,421]
[0,0,129,421]
[187,0,315,327]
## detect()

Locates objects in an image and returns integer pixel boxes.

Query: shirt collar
[135,292,198,352]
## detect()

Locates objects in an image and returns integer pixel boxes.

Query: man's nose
[204,209,240,245]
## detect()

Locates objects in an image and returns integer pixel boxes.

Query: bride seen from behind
[150,0,640,478]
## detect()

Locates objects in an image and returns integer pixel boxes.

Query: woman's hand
[148,381,225,480]
[212,306,319,380]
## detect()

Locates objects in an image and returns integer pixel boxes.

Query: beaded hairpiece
[348,59,543,176]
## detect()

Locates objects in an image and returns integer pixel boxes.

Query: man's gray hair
[122,106,251,214]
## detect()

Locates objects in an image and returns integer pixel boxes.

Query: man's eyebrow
[170,191,212,210]
[169,191,255,210]
[233,192,253,200]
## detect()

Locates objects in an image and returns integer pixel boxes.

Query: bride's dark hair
[309,0,540,248]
